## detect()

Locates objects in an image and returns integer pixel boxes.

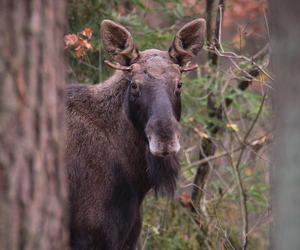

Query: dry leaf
[226,123,239,132]
[188,117,195,123]
[80,27,93,40]
[193,127,209,139]
[80,39,93,50]
[251,135,267,146]
[244,167,253,177]
[75,46,87,59]
[151,226,160,235]
[64,34,78,48]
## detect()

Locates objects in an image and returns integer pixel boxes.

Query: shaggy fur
[66,19,206,250]
[146,149,180,196]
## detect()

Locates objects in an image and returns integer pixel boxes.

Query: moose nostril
[162,151,169,156]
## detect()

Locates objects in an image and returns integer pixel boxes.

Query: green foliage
[66,0,271,249]
[142,197,201,250]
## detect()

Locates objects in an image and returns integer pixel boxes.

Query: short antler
[104,60,132,71]
[179,62,199,73]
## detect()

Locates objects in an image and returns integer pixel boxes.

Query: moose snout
[145,118,181,157]
[148,135,180,157]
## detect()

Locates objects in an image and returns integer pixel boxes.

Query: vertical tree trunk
[0,1,68,249]
[270,1,300,249]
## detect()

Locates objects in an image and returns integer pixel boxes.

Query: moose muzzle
[145,117,181,157]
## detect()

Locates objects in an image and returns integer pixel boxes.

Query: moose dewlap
[66,18,206,250]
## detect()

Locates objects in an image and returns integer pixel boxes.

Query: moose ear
[101,20,139,65]
[169,18,206,65]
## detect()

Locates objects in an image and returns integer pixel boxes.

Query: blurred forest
[64,0,272,249]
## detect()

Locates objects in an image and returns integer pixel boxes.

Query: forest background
[0,0,279,249]
[65,0,271,249]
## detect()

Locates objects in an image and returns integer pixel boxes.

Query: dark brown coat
[66,19,206,250]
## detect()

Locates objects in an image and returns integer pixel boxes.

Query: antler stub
[104,60,132,71]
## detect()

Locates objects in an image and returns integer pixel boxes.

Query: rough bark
[270,1,300,249]
[0,1,68,249]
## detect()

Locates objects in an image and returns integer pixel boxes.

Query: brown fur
[66,19,206,250]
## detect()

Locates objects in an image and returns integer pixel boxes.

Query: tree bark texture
[270,1,300,249]
[0,1,68,249]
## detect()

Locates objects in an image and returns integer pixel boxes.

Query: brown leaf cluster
[64,27,93,60]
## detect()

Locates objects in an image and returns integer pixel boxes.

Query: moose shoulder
[66,19,206,250]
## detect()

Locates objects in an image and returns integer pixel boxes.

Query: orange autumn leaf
[81,39,93,50]
[65,27,94,60]
[64,34,79,48]
[75,46,87,59]
[80,27,93,40]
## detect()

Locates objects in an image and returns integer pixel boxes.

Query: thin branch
[208,47,273,81]
[79,60,99,71]
[184,132,271,171]
[184,145,242,170]
[230,94,266,250]
[244,94,267,141]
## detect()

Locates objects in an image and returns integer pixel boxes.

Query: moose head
[101,19,206,158]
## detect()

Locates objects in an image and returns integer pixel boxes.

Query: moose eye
[130,82,140,98]
[175,82,182,96]
[131,82,138,89]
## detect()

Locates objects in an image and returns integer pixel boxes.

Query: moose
[65,18,206,250]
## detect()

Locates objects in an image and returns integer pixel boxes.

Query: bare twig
[208,47,273,81]
[184,133,271,171]
[230,94,266,249]
[79,60,99,71]
[184,145,242,170]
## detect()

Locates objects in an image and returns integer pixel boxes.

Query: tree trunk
[270,0,300,249]
[0,1,68,249]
